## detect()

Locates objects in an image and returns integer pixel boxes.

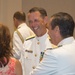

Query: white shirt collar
[17,23,26,29]
[36,32,49,41]
[58,37,74,46]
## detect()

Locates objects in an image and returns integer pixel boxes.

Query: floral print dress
[0,57,16,75]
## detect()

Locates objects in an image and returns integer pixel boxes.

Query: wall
[22,0,75,37]
[0,0,22,35]
[0,0,75,37]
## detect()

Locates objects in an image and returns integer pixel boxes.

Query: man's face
[47,17,61,45]
[47,18,57,45]
[28,11,47,37]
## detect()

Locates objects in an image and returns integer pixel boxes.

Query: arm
[15,59,23,75]
[30,50,57,75]
[13,31,23,59]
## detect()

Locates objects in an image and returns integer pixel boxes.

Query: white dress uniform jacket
[58,37,74,46]
[30,37,75,75]
[22,32,52,75]
[13,23,34,75]
[13,23,34,59]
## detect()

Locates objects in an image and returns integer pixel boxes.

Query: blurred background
[0,0,75,37]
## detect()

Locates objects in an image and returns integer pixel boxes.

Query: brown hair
[0,24,13,67]
[13,11,26,22]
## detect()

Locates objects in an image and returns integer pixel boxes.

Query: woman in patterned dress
[0,24,22,75]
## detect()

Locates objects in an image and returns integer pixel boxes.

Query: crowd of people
[0,7,75,75]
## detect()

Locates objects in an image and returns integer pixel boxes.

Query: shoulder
[15,58,22,75]
[17,23,27,31]
[26,35,36,41]
[15,59,22,68]
[9,57,16,64]
[46,45,62,51]
[9,57,21,65]
[45,45,63,57]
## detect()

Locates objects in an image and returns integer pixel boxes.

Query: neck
[51,37,63,46]
[37,29,47,37]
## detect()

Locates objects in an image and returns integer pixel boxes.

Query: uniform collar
[36,32,49,41]
[58,37,74,46]
[17,23,26,29]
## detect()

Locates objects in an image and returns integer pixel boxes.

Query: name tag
[25,50,33,53]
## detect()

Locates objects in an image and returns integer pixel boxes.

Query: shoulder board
[47,45,62,50]
[51,44,57,48]
[26,35,35,41]
[48,35,51,40]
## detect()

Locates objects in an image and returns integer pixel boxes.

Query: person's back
[13,11,34,59]
[30,41,75,75]
[0,57,22,75]
[30,12,75,75]
[13,11,34,75]
[0,24,22,75]
[55,41,75,75]
[23,7,53,75]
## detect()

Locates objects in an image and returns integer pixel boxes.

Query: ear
[13,18,18,23]
[44,16,49,25]
[54,26,60,37]
[54,26,60,32]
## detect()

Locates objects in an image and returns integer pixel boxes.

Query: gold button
[35,54,37,57]
[25,56,28,59]
[37,42,40,44]
[32,66,35,69]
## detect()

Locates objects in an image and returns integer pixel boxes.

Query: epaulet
[51,44,57,48]
[48,35,51,40]
[26,35,36,41]
[47,45,62,50]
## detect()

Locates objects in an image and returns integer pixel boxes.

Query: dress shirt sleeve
[13,31,23,59]
[30,50,57,75]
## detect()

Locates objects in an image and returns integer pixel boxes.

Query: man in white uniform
[30,12,75,75]
[23,7,53,75]
[12,11,34,75]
